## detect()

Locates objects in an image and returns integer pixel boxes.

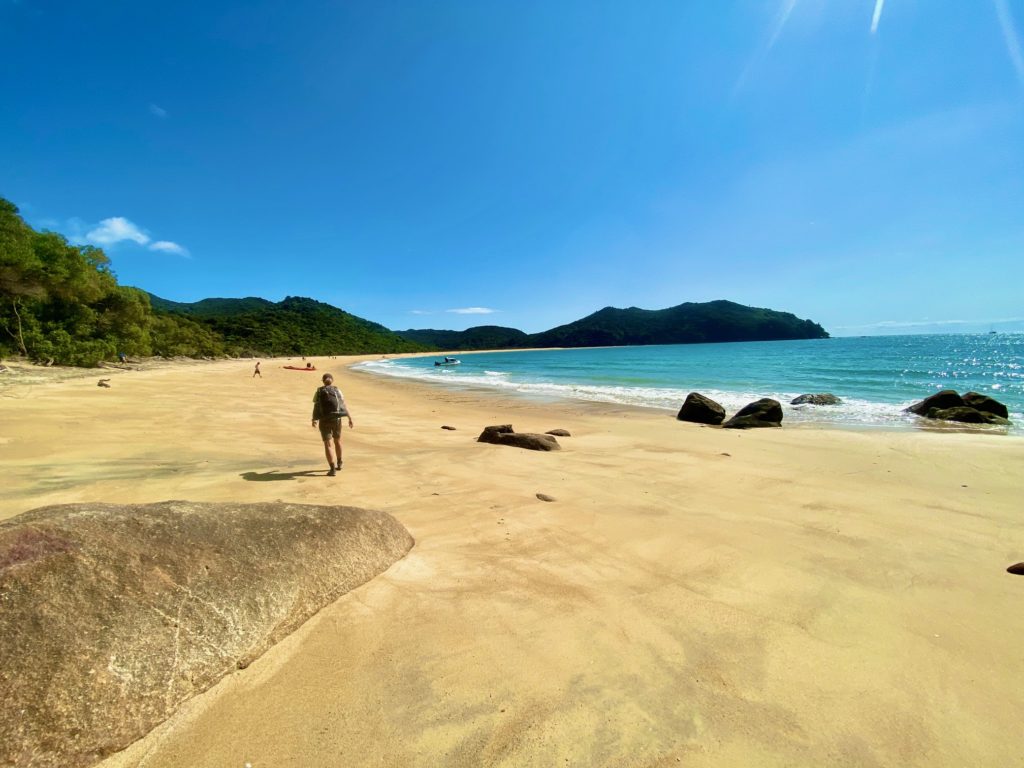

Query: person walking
[253,361,261,378]
[311,372,354,476]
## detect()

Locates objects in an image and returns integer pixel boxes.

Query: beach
[2,356,1023,767]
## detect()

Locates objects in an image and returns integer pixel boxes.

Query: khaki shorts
[318,417,342,440]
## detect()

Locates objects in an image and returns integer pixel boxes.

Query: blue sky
[2,0,1023,336]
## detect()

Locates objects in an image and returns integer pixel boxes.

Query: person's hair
[322,373,333,382]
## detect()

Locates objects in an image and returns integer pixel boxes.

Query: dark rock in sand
[790,393,841,405]
[962,392,1009,419]
[1008,562,1024,575]
[441,425,457,430]
[927,406,1009,425]
[0,500,414,768]
[722,398,784,429]
[536,493,556,502]
[477,424,561,451]
[905,390,964,416]
[546,429,571,437]
[676,392,726,425]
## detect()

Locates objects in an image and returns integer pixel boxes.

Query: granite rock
[676,392,726,425]
[0,500,414,768]
[477,425,561,451]
[790,393,842,405]
[722,398,784,429]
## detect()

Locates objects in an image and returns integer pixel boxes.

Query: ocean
[355,334,1024,433]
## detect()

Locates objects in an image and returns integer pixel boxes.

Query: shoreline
[3,355,1023,766]
[349,353,1022,439]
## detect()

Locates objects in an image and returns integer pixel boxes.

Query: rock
[97,378,111,388]
[790,393,842,405]
[962,392,1009,419]
[441,425,457,430]
[545,429,571,437]
[905,390,964,415]
[1008,562,1024,575]
[477,425,561,451]
[676,392,726,425]
[0,501,414,768]
[722,398,783,429]
[536,493,556,502]
[927,406,1009,425]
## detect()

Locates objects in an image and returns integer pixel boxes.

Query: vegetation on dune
[0,199,428,365]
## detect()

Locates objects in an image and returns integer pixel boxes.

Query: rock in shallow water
[0,500,414,768]
[790,393,841,405]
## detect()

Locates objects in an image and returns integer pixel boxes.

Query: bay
[356,334,1024,433]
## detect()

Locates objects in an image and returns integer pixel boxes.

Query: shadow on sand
[240,469,327,482]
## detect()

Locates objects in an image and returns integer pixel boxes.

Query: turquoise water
[356,334,1024,432]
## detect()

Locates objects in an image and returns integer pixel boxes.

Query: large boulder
[0,501,414,768]
[723,398,784,429]
[905,390,964,416]
[962,392,1009,419]
[676,392,726,425]
[790,393,842,406]
[477,424,561,451]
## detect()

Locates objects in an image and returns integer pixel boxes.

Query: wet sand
[2,355,1022,767]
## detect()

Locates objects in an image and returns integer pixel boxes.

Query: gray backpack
[318,386,345,417]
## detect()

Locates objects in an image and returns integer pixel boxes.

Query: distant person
[253,361,261,378]
[118,352,127,364]
[306,362,314,369]
[311,372,354,476]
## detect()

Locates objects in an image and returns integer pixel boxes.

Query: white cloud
[446,307,496,315]
[409,309,432,315]
[149,240,190,257]
[86,217,150,246]
[994,0,1024,88]
[870,0,886,34]
[149,103,168,118]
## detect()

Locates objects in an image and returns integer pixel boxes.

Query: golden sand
[1,356,1022,767]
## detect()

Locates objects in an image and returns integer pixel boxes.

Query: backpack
[318,385,345,417]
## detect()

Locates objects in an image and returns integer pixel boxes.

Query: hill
[396,325,529,351]
[149,294,430,357]
[529,300,828,347]
[397,300,828,351]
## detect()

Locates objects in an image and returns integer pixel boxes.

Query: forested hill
[0,197,427,365]
[396,325,529,351]
[148,294,428,357]
[398,301,828,350]
[530,301,828,347]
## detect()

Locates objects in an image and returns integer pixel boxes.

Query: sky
[2,0,1023,336]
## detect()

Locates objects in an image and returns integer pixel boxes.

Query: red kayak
[283,365,317,371]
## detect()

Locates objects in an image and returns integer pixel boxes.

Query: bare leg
[333,436,343,468]
[323,440,335,469]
